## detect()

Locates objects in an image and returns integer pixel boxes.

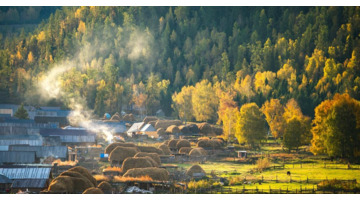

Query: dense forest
[0,6,359,119]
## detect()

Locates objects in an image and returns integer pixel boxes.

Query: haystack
[121,157,155,173]
[67,166,97,186]
[168,139,179,149]
[187,124,200,133]
[123,167,169,181]
[155,120,182,129]
[148,120,157,127]
[176,139,191,149]
[143,116,158,124]
[179,147,192,154]
[82,187,104,194]
[156,128,165,136]
[110,112,122,121]
[166,125,180,134]
[98,181,112,194]
[137,146,164,155]
[186,165,206,177]
[47,176,74,193]
[197,122,214,135]
[158,144,171,155]
[109,146,139,164]
[197,139,221,149]
[105,142,137,154]
[122,113,135,121]
[135,152,161,166]
[212,126,223,135]
[189,147,207,156]
[178,125,190,134]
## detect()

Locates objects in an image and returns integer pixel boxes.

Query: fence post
[262,175,264,182]
[276,174,278,183]
[242,185,245,194]
[286,186,288,194]
[269,186,271,194]
[307,176,309,183]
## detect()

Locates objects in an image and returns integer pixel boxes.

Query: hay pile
[47,166,96,193]
[168,139,179,149]
[178,125,190,134]
[121,157,156,173]
[105,142,137,154]
[143,116,158,124]
[179,147,192,154]
[187,124,200,133]
[123,167,169,181]
[156,128,165,136]
[158,144,171,155]
[148,120,157,127]
[189,147,207,156]
[176,139,191,149]
[82,187,104,194]
[137,146,164,155]
[109,146,139,164]
[197,139,222,149]
[197,122,214,135]
[98,181,112,194]
[135,152,161,166]
[212,126,223,135]
[155,120,182,129]
[179,124,200,134]
[166,125,180,134]
[110,112,122,121]
[122,113,135,121]
[186,165,206,177]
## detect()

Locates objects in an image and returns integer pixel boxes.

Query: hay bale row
[105,142,136,154]
[178,124,199,134]
[98,181,112,194]
[122,113,135,122]
[168,139,179,149]
[179,147,192,154]
[165,125,180,134]
[134,152,161,166]
[212,126,223,135]
[176,139,191,149]
[143,116,158,124]
[109,146,139,164]
[189,147,207,156]
[123,167,169,181]
[82,187,104,194]
[158,144,171,155]
[197,139,222,149]
[154,120,182,130]
[197,122,214,135]
[186,165,206,177]
[156,128,165,136]
[47,166,96,194]
[121,157,157,173]
[137,146,164,155]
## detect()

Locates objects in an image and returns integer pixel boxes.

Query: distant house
[140,124,158,139]
[40,128,96,146]
[127,122,145,137]
[0,151,36,164]
[9,146,68,162]
[0,167,52,193]
[0,174,12,193]
[0,135,43,146]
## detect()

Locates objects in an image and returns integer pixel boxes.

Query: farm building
[0,151,36,164]
[8,146,68,162]
[0,174,12,193]
[75,146,102,161]
[0,135,43,146]
[0,167,52,193]
[40,128,96,146]
[127,122,145,137]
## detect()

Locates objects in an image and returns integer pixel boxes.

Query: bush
[187,180,212,191]
[229,176,243,186]
[256,158,271,172]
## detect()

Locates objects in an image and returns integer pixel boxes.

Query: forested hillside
[0,6,359,121]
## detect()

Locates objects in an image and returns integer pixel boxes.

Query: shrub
[256,157,271,172]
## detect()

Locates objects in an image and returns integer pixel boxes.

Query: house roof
[40,128,96,136]
[11,179,48,189]
[0,151,36,164]
[140,124,156,132]
[0,167,51,179]
[0,174,12,184]
[0,135,43,146]
[9,146,68,159]
[127,122,145,133]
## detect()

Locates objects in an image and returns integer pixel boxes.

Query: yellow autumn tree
[261,99,285,139]
[234,73,255,102]
[254,71,276,96]
[192,79,218,122]
[27,51,34,63]
[172,85,195,122]
[78,20,86,34]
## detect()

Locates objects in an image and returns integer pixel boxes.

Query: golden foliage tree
[172,85,195,121]
[235,103,267,147]
[261,99,285,139]
[78,20,86,34]
[192,79,218,122]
